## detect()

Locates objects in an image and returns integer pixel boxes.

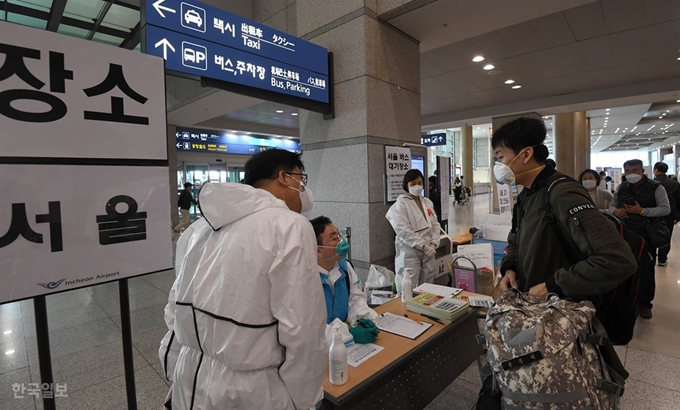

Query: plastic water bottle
[401,273,413,303]
[329,323,348,385]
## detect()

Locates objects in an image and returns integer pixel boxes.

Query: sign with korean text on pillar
[421,133,446,147]
[385,146,412,202]
[142,0,330,104]
[497,182,512,215]
[0,22,173,304]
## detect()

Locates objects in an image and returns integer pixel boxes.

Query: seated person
[311,216,379,346]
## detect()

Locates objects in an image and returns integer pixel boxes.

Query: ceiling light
[3,330,11,335]
[505,79,515,84]
[647,125,656,131]
[291,113,298,116]
[472,56,485,62]
[660,116,664,119]
[5,350,14,355]
[512,85,521,89]
[276,110,284,113]
[606,108,610,111]
[483,64,495,70]
[605,117,609,120]
[649,138,651,140]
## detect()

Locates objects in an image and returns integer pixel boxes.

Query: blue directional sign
[421,133,447,147]
[145,0,328,75]
[175,128,300,154]
[146,25,329,103]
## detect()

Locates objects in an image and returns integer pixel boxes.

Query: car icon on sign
[185,9,202,27]
[184,48,196,63]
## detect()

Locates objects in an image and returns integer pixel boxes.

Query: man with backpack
[610,159,670,319]
[653,161,680,267]
[495,118,636,300]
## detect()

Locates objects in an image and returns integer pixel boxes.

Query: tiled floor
[1,193,679,409]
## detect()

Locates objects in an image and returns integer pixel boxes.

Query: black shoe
[658,261,668,267]
[640,307,653,319]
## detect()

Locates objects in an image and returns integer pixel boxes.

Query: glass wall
[591,150,655,169]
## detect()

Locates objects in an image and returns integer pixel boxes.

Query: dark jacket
[178,189,197,210]
[500,168,636,299]
[614,177,662,234]
[655,174,680,222]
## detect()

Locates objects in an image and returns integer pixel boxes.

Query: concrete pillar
[554,113,576,178]
[574,111,587,175]
[290,2,420,279]
[461,125,473,187]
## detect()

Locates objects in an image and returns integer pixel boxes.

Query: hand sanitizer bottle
[401,273,413,303]
[329,323,348,385]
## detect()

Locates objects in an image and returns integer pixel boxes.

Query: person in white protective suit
[386,169,442,287]
[159,149,327,410]
[310,216,380,347]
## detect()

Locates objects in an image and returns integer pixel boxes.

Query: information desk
[322,297,482,409]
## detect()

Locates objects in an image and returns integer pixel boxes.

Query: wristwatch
[641,209,646,216]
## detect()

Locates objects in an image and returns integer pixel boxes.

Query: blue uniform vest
[320,259,351,324]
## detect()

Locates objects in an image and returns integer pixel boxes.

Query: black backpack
[543,175,646,345]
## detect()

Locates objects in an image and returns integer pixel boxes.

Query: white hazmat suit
[159,182,327,410]
[386,194,442,286]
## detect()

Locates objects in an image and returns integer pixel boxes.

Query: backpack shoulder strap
[542,174,586,264]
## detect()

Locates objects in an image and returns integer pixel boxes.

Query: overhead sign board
[144,0,328,75]
[175,128,300,154]
[145,25,329,103]
[0,165,173,303]
[0,22,167,160]
[421,133,447,147]
[385,146,412,202]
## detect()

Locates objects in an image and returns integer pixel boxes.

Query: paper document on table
[347,343,384,367]
[375,312,432,339]
[413,283,462,298]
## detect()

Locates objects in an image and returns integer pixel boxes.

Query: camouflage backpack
[482,290,627,410]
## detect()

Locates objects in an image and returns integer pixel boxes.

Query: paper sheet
[412,283,462,298]
[467,295,495,308]
[347,343,384,367]
[375,312,432,339]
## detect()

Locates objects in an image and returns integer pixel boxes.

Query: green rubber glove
[349,319,380,344]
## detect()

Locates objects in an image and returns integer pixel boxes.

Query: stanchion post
[119,279,137,410]
[34,295,56,410]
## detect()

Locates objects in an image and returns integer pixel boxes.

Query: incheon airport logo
[37,279,66,290]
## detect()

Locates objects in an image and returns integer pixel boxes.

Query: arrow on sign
[176,143,181,149]
[154,38,175,60]
[152,0,176,18]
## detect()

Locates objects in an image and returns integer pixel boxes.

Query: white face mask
[494,162,515,185]
[408,185,424,196]
[582,180,597,190]
[285,174,314,213]
[625,174,642,184]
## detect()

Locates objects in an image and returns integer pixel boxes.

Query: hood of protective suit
[199,182,288,230]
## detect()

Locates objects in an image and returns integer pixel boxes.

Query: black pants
[641,243,656,309]
[656,221,675,263]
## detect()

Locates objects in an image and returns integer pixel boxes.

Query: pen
[421,314,445,325]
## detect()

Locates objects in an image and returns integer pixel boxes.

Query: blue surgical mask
[319,238,350,259]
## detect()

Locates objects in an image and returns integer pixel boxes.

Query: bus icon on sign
[182,42,207,71]
[181,2,206,33]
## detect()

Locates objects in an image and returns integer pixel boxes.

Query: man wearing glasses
[310,216,380,347]
[160,149,326,410]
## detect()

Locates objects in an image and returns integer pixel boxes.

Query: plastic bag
[365,264,395,291]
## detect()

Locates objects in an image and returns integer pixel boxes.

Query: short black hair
[244,149,304,187]
[545,158,556,169]
[599,171,606,176]
[605,176,612,181]
[428,175,437,185]
[623,159,643,170]
[654,162,669,174]
[402,169,425,192]
[491,117,549,163]
[579,169,601,185]
[310,216,332,246]
[184,182,193,189]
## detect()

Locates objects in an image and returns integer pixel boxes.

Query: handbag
[645,217,670,249]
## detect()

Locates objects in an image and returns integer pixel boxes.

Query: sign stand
[34,295,56,410]
[119,279,138,410]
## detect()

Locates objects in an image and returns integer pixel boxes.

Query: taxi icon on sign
[180,2,206,33]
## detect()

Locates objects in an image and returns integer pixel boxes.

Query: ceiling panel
[563,1,608,40]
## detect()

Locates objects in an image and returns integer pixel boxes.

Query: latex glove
[349,319,379,344]
[423,244,436,262]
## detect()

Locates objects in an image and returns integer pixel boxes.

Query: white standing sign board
[0,21,172,304]
[385,146,412,202]
[0,22,167,160]
[497,182,512,215]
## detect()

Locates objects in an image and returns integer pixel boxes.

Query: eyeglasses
[322,232,344,245]
[286,172,308,185]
